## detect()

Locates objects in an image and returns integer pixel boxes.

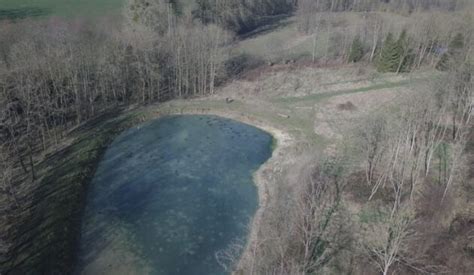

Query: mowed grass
[0,0,198,19]
[234,18,325,62]
[272,79,413,105]
[0,0,125,19]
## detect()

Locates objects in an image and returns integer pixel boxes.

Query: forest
[0,0,473,274]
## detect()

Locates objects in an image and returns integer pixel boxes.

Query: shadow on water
[0,7,51,20]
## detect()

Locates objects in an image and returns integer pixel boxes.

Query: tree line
[194,0,295,34]
[296,1,472,72]
[355,58,472,274]
[297,0,469,13]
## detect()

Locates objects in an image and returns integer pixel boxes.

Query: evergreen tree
[168,0,183,16]
[376,32,401,72]
[437,33,465,71]
[376,31,413,73]
[395,29,414,73]
[449,33,465,53]
[348,35,364,63]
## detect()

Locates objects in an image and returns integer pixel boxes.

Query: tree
[395,30,414,73]
[356,114,388,185]
[348,35,365,62]
[376,32,400,72]
[436,33,465,71]
[364,205,414,275]
[126,0,175,34]
[436,62,473,197]
[234,157,351,274]
[194,0,294,34]
[376,31,413,73]
[294,160,349,274]
[367,14,383,62]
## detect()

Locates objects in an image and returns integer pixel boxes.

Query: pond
[75,115,273,275]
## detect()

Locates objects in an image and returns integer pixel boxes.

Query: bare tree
[357,114,388,185]
[364,204,414,275]
[437,62,473,197]
[367,13,383,62]
[234,156,351,274]
[294,160,349,273]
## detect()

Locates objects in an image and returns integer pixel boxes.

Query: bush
[224,53,264,78]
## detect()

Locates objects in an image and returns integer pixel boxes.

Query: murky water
[76,115,273,275]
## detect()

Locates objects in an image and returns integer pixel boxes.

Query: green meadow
[0,0,124,19]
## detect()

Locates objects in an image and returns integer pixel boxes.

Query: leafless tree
[234,156,351,274]
[363,204,414,275]
[436,62,473,198]
[356,114,388,185]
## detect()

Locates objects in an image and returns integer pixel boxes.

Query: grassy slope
[233,12,414,63]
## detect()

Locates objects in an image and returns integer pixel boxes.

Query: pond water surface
[76,115,273,275]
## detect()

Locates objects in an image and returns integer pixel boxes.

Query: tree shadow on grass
[239,14,293,40]
[4,109,138,274]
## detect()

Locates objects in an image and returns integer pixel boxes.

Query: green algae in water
[76,115,273,275]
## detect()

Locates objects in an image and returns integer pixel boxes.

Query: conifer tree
[395,29,414,73]
[348,35,364,63]
[437,33,465,71]
[376,32,400,72]
[376,31,413,73]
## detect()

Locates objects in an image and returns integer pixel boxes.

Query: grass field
[0,0,124,19]
[0,0,198,20]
